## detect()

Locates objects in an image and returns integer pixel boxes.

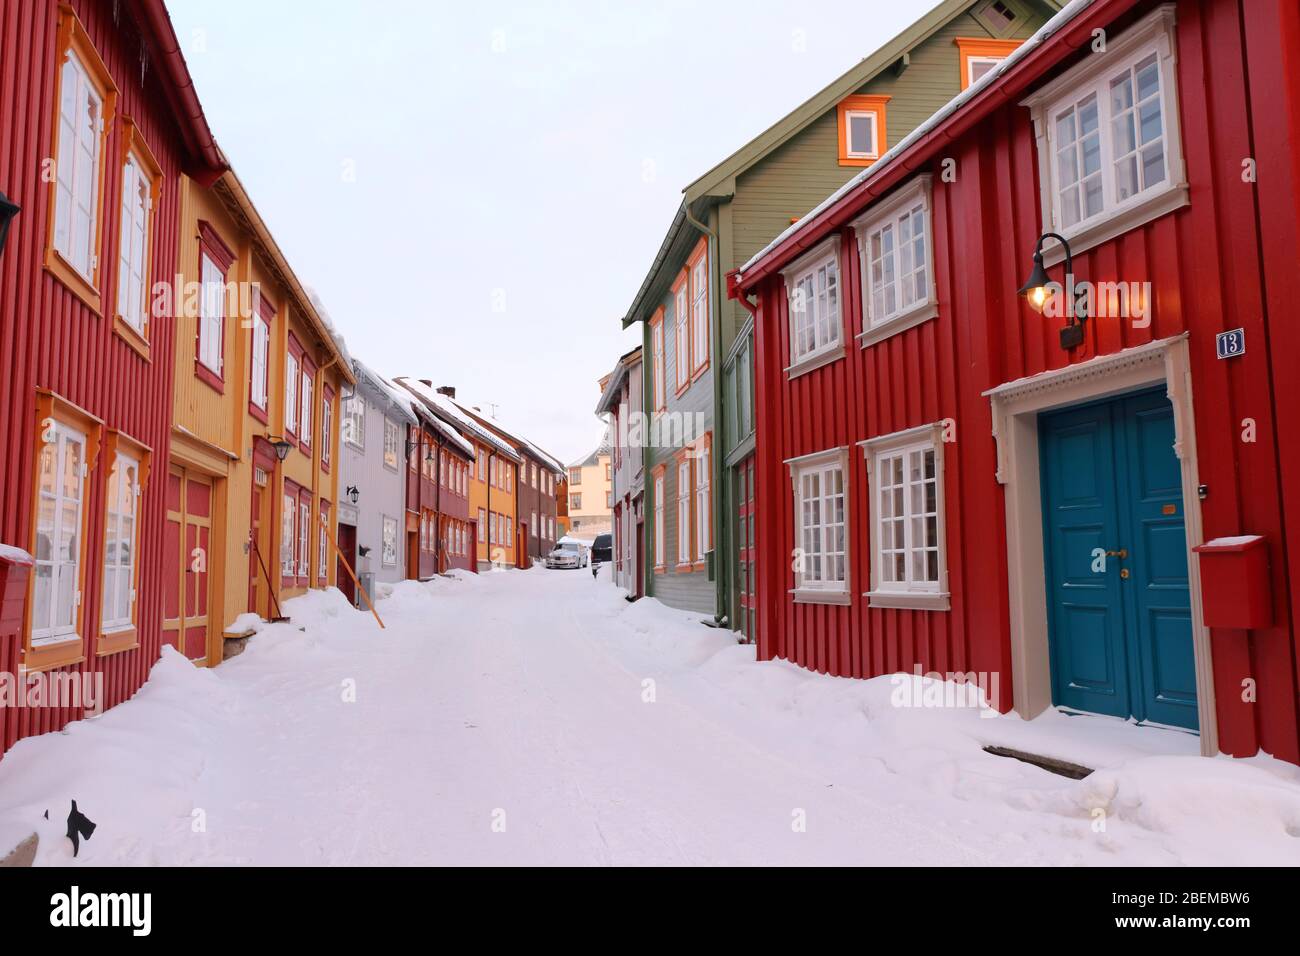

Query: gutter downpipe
[684,205,728,628]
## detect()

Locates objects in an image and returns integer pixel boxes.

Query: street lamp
[345,485,360,505]
[1019,231,1088,351]
[266,436,293,462]
[0,191,19,257]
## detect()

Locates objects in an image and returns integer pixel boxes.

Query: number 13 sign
[1216,328,1246,360]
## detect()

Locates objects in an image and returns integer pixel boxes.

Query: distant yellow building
[565,445,612,537]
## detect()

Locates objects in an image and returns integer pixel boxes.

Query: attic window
[975,0,1021,37]
[836,95,890,168]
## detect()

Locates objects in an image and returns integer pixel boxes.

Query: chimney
[436,386,456,399]
[419,379,433,388]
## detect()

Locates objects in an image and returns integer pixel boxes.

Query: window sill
[857,302,939,348]
[1043,184,1190,267]
[786,343,845,380]
[97,627,139,657]
[44,249,102,316]
[112,316,151,362]
[248,401,269,426]
[674,563,695,574]
[23,638,86,673]
[194,361,225,394]
[864,590,951,611]
[791,589,852,606]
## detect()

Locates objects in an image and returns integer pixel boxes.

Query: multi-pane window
[478,508,487,542]
[1028,10,1182,241]
[690,251,708,374]
[857,184,931,331]
[280,493,297,576]
[318,503,329,582]
[873,441,942,593]
[478,449,487,481]
[250,307,270,410]
[115,152,151,334]
[792,453,848,593]
[569,467,581,485]
[101,451,139,632]
[382,516,398,567]
[674,279,690,391]
[342,395,364,448]
[785,242,840,364]
[198,253,226,375]
[676,459,691,565]
[31,422,87,645]
[321,390,333,467]
[654,471,665,568]
[300,364,314,449]
[571,494,582,510]
[695,440,711,559]
[53,48,104,283]
[298,500,310,578]
[383,419,399,469]
[284,350,300,435]
[651,312,665,410]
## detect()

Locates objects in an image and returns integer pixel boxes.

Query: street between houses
[2,568,1298,867]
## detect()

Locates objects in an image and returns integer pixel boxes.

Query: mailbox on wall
[0,546,33,640]
[1192,535,1272,630]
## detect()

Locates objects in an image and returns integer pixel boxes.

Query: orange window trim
[836,94,890,168]
[44,4,120,317]
[954,38,1022,91]
[24,389,107,673]
[673,447,695,570]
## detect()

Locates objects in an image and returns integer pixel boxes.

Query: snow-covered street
[3,567,1300,867]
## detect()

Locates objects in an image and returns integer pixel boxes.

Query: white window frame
[284,350,299,436]
[300,367,314,449]
[280,493,297,576]
[675,458,691,567]
[859,423,950,611]
[115,151,151,335]
[674,281,690,391]
[198,253,226,375]
[383,418,399,470]
[478,508,487,542]
[31,421,88,646]
[654,472,665,568]
[298,500,310,578]
[53,49,104,283]
[101,450,139,632]
[1022,5,1186,264]
[342,394,364,449]
[786,447,850,604]
[781,236,843,376]
[250,309,269,411]
[318,506,328,582]
[844,109,879,160]
[321,393,332,467]
[381,515,398,567]
[853,175,937,347]
[694,442,711,561]
[691,254,708,374]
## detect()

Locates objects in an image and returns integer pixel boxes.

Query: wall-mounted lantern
[0,190,19,257]
[1019,231,1088,350]
[266,436,293,462]
[345,485,360,505]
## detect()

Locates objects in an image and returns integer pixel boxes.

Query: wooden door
[163,465,213,664]
[336,523,357,606]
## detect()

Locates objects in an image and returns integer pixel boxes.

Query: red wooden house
[732,0,1300,762]
[404,399,476,579]
[0,0,226,754]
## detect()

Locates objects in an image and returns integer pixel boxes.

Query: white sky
[168,0,931,464]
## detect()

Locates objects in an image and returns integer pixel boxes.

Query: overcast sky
[168,0,931,464]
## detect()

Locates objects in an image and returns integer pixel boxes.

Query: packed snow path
[3,567,1300,866]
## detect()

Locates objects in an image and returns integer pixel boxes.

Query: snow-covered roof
[738,0,1097,279]
[395,379,521,463]
[353,359,418,427]
[452,401,566,475]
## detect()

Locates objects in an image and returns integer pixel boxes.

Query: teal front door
[1039,388,1199,730]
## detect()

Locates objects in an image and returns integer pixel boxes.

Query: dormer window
[836,95,890,168]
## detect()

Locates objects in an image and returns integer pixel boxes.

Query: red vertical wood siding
[0,0,197,754]
[750,0,1300,762]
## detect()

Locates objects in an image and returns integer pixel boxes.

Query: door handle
[1106,549,1128,559]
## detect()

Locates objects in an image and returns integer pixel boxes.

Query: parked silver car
[545,541,589,569]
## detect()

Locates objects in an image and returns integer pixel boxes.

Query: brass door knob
[1106,549,1128,559]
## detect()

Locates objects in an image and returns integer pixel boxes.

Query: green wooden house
[618,0,1060,626]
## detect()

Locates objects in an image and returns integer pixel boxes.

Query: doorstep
[978,706,1202,774]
